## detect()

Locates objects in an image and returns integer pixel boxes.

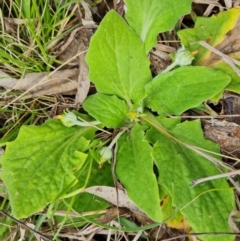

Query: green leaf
[86,10,152,106]
[152,120,235,241]
[178,8,240,94]
[116,124,162,222]
[82,93,129,128]
[1,119,96,218]
[124,0,192,52]
[213,61,240,93]
[145,66,231,115]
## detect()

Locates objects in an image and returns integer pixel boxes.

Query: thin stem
[0,211,52,241]
[108,129,126,149]
[75,120,101,127]
[161,62,178,74]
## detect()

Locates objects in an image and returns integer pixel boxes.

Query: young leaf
[145,66,231,115]
[59,158,114,214]
[178,8,240,93]
[86,10,152,106]
[55,158,114,225]
[82,93,129,128]
[1,119,95,218]
[116,124,162,222]
[152,120,235,241]
[124,0,192,52]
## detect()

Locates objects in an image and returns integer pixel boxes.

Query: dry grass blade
[192,169,240,186]
[197,40,240,76]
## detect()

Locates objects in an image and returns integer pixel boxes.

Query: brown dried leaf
[75,52,90,104]
[204,92,240,157]
[84,186,142,212]
[114,0,125,16]
[204,120,240,157]
[0,69,78,97]
[221,93,240,124]
[58,28,92,104]
[97,206,129,224]
[75,29,92,104]
[0,71,17,88]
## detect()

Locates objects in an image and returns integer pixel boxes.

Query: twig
[0,210,53,241]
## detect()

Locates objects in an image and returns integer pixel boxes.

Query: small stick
[0,210,53,241]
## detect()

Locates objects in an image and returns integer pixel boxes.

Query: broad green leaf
[152,120,235,241]
[86,10,152,106]
[1,119,95,218]
[209,57,240,94]
[178,8,240,94]
[116,124,162,222]
[145,66,231,115]
[124,0,192,52]
[82,93,129,128]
